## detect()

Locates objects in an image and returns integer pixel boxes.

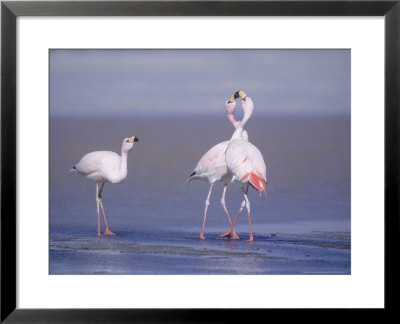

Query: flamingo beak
[228,94,236,103]
[234,90,247,100]
[129,136,139,143]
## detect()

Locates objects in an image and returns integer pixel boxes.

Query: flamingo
[70,136,139,236]
[225,91,267,242]
[188,94,248,240]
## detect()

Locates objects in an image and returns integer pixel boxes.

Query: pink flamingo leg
[242,184,254,242]
[220,184,240,240]
[220,199,245,238]
[99,201,115,236]
[221,185,249,238]
[96,183,101,236]
[200,184,213,240]
[98,183,115,236]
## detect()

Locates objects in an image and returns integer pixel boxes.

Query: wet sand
[50,226,350,275]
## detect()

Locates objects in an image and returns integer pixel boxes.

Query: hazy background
[50,49,350,117]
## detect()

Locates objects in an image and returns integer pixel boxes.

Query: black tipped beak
[134,137,139,142]
[234,91,240,99]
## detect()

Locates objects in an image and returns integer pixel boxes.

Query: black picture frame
[1,0,399,322]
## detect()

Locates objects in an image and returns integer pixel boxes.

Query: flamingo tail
[249,172,267,195]
[187,171,197,182]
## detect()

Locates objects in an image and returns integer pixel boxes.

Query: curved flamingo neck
[230,97,253,140]
[227,113,240,128]
[225,100,238,128]
[231,122,245,140]
[119,150,128,175]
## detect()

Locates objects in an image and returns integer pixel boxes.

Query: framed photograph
[1,0,398,321]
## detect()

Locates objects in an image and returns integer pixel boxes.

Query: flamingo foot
[231,231,240,240]
[104,229,115,236]
[220,230,240,240]
[220,230,231,238]
[200,233,206,240]
[247,235,254,242]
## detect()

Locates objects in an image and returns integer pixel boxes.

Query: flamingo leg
[98,183,115,236]
[219,184,240,240]
[220,199,246,238]
[95,183,101,236]
[220,185,248,238]
[242,184,254,242]
[200,184,213,240]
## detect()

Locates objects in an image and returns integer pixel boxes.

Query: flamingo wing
[188,141,230,183]
[75,151,121,183]
[226,139,267,194]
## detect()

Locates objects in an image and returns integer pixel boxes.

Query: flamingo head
[225,98,236,114]
[226,90,252,128]
[225,98,239,127]
[122,136,138,153]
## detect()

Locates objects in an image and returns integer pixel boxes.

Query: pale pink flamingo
[188,94,248,240]
[71,136,139,236]
[225,91,267,242]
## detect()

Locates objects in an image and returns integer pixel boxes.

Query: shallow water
[50,228,350,275]
[49,115,350,274]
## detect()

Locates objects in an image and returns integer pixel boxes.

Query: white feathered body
[74,151,128,184]
[188,141,232,184]
[225,139,267,193]
[188,129,249,185]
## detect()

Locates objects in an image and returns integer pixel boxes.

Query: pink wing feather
[226,139,267,195]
